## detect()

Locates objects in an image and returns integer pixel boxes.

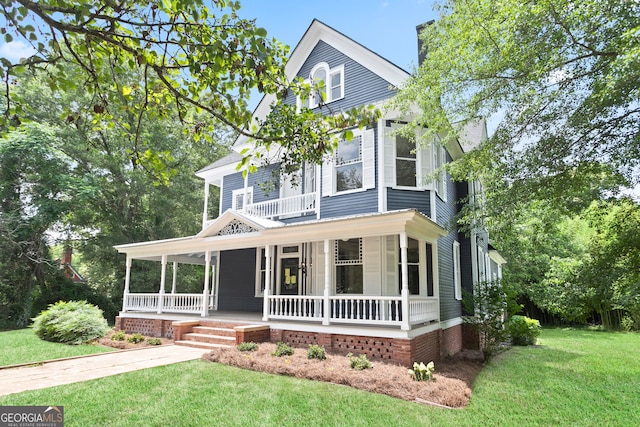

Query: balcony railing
[244,192,316,219]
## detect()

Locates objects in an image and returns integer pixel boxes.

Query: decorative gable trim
[216,219,258,236]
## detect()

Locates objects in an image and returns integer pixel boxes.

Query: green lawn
[0,329,114,367]
[0,328,638,426]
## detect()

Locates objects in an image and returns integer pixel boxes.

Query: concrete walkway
[0,345,208,397]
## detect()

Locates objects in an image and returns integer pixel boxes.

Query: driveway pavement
[0,345,208,397]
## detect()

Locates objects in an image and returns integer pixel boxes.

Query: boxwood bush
[32,300,110,345]
[508,315,541,346]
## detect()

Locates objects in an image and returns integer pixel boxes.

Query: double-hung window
[395,134,417,187]
[398,237,420,295]
[335,238,363,294]
[232,187,253,211]
[335,135,363,192]
[299,62,344,109]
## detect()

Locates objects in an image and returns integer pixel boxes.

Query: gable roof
[196,209,283,238]
[234,19,410,151]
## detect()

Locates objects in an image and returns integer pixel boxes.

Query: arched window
[299,62,344,109]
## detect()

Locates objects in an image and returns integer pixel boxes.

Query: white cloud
[0,40,37,62]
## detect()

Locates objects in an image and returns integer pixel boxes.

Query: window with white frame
[232,187,253,211]
[335,238,363,294]
[434,140,447,200]
[453,241,462,300]
[335,135,363,192]
[384,121,433,190]
[299,62,344,109]
[395,134,417,187]
[398,237,420,295]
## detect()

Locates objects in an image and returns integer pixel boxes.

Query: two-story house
[114,19,504,365]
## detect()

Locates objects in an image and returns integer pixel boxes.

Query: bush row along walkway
[0,345,207,397]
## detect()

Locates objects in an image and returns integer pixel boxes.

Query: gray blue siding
[221,164,279,212]
[284,40,396,111]
[217,248,262,312]
[387,189,431,216]
[436,152,464,321]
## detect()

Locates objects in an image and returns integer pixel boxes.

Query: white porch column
[400,232,410,331]
[122,256,132,312]
[202,250,211,317]
[157,254,167,314]
[262,245,272,321]
[202,181,209,229]
[171,261,178,294]
[323,239,331,326]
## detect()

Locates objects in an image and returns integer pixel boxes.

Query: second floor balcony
[245,192,317,220]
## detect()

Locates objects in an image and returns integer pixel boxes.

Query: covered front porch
[115,209,447,333]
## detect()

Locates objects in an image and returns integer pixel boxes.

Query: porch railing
[266,295,438,326]
[124,293,211,314]
[125,292,438,328]
[244,192,316,219]
[408,297,439,324]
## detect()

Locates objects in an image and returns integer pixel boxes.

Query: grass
[0,328,114,367]
[0,328,638,426]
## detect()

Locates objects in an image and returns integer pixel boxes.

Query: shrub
[146,338,162,345]
[127,333,145,344]
[272,342,295,357]
[32,300,110,345]
[508,315,541,346]
[408,361,435,381]
[307,344,326,360]
[111,330,126,341]
[237,342,258,352]
[347,352,372,370]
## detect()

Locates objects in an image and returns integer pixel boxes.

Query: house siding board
[436,152,463,321]
[217,248,262,312]
[221,164,280,212]
[285,41,395,111]
[386,189,431,216]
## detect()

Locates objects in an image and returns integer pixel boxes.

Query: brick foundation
[116,315,457,366]
[440,324,463,358]
[462,323,480,350]
[269,329,441,366]
[115,316,175,339]
[234,325,270,345]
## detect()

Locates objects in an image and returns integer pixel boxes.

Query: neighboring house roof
[63,263,87,283]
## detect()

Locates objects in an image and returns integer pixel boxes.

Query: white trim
[232,186,253,211]
[297,62,345,109]
[453,241,462,301]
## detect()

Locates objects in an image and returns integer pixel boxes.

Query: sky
[237,0,438,73]
[0,1,438,68]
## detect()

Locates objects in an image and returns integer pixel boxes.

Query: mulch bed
[203,343,484,408]
[97,330,173,350]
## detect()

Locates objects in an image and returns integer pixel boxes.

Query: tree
[1,0,377,179]
[0,122,84,326]
[9,64,228,321]
[579,199,640,329]
[393,0,639,215]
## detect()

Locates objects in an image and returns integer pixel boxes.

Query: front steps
[174,320,270,351]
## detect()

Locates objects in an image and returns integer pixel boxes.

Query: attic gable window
[299,62,344,109]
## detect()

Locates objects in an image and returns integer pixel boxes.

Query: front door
[280,257,300,295]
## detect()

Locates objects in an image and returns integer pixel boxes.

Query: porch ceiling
[114,209,447,260]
